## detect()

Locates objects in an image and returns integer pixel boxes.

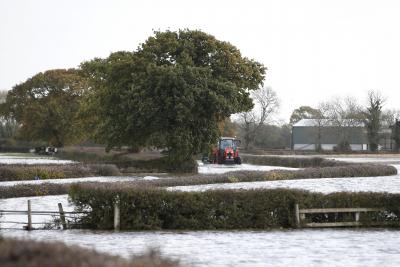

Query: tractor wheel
[235,157,242,165]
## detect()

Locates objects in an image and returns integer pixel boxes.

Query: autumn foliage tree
[2,69,87,146]
[81,30,265,171]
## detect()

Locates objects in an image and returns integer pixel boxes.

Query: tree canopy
[1,69,87,146]
[81,29,265,171]
[289,106,321,125]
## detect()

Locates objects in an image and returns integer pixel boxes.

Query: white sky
[1,0,400,122]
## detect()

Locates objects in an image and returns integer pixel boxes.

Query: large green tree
[81,30,265,171]
[2,69,87,146]
[289,106,321,125]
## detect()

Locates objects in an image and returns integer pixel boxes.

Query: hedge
[241,155,348,168]
[0,237,180,267]
[69,184,400,230]
[0,183,69,199]
[0,163,121,181]
[1,163,396,199]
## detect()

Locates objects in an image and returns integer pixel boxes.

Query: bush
[58,150,192,173]
[0,237,180,267]
[1,163,395,199]
[0,183,68,199]
[69,184,400,230]
[0,163,121,181]
[241,155,347,168]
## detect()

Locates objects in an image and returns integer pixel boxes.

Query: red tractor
[203,137,241,164]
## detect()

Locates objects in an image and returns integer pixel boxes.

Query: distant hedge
[0,163,120,181]
[0,183,69,199]
[69,184,400,230]
[241,155,348,168]
[0,237,180,267]
[0,163,396,199]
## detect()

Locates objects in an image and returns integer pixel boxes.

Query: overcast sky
[1,0,399,122]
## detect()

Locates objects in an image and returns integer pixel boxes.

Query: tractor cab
[202,137,241,164]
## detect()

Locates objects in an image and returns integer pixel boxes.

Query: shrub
[69,184,400,230]
[0,237,180,267]
[0,183,69,199]
[89,164,121,176]
[0,163,121,181]
[241,155,347,168]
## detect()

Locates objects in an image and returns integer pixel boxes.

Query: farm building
[291,119,394,151]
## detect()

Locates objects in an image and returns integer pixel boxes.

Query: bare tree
[237,86,280,150]
[323,96,364,150]
[364,90,386,151]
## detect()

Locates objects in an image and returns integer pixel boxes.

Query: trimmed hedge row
[69,184,400,230]
[57,150,195,173]
[0,183,68,199]
[0,163,121,181]
[0,163,396,199]
[0,237,180,267]
[116,164,397,188]
[241,155,348,168]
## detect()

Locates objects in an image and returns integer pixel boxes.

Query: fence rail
[294,203,387,228]
[0,200,86,230]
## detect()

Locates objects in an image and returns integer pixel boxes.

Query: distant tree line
[289,91,400,152]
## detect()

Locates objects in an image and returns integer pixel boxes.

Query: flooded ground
[1,228,399,267]
[1,154,400,266]
[197,161,298,174]
[0,153,75,165]
[171,164,400,193]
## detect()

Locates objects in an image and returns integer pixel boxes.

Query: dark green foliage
[81,30,265,172]
[0,163,121,181]
[69,184,400,230]
[289,106,321,125]
[1,69,88,146]
[0,237,180,267]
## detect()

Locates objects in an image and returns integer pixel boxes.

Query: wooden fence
[295,203,387,228]
[0,200,88,230]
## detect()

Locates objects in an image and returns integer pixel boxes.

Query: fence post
[114,197,120,231]
[295,203,301,228]
[58,203,67,230]
[27,200,32,231]
[355,212,360,222]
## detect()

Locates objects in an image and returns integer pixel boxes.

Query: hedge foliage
[69,184,400,230]
[0,183,69,199]
[0,163,120,181]
[0,163,396,199]
[241,155,348,168]
[0,237,180,267]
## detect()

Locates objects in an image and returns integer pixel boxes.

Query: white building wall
[294,143,368,151]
